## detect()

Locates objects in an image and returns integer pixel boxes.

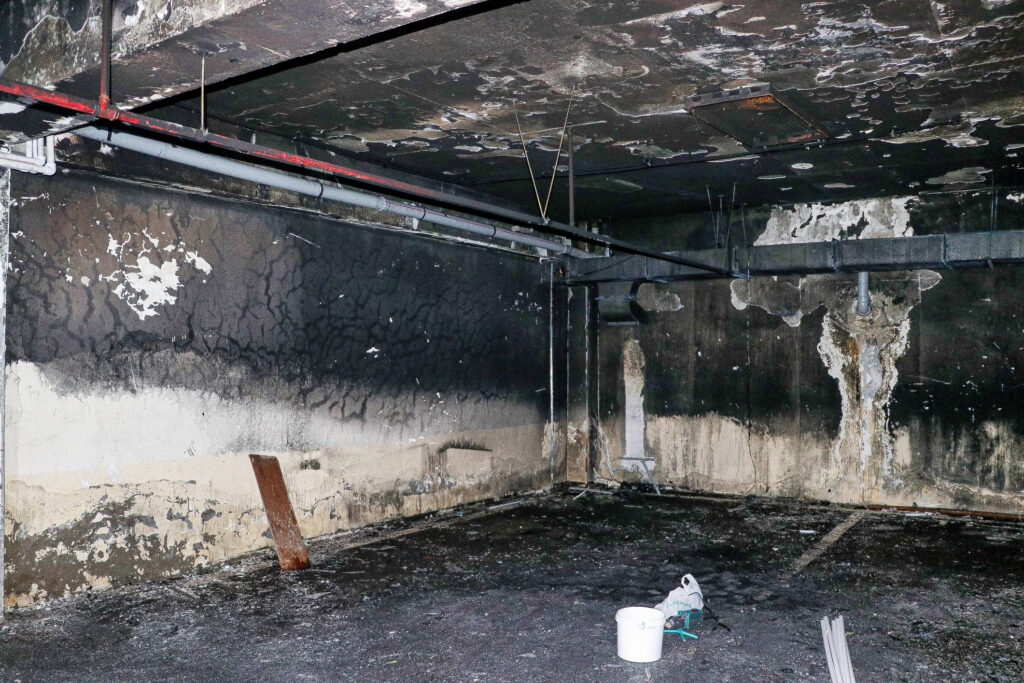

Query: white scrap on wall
[102,231,212,320]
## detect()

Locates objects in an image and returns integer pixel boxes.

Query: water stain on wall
[601,196,1024,516]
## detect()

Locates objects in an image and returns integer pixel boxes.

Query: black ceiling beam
[0,0,511,142]
[562,230,1024,285]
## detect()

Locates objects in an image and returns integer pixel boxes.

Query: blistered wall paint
[3,170,553,606]
[598,196,1024,515]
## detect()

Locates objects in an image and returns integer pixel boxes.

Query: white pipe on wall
[0,137,55,176]
[77,127,591,259]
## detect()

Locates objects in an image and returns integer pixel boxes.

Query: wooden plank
[248,454,310,571]
[783,511,865,580]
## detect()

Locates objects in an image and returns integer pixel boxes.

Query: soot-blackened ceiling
[144,0,1024,220]
[9,0,1024,221]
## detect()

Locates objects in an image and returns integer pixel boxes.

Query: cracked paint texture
[3,170,554,606]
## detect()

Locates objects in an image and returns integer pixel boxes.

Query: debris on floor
[821,615,858,683]
[654,573,704,617]
[0,489,1021,681]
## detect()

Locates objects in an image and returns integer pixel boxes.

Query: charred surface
[595,193,1024,512]
[8,170,549,412]
[134,0,1024,219]
[0,491,1021,681]
[2,168,556,605]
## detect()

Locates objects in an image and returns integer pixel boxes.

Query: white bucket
[615,606,665,662]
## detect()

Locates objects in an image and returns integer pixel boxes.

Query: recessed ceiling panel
[686,83,829,149]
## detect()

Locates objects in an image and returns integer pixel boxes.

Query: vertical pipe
[549,260,555,484]
[0,169,9,617]
[200,56,206,132]
[98,0,113,111]
[567,129,575,228]
[856,271,870,316]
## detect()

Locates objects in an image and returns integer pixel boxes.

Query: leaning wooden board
[249,454,311,571]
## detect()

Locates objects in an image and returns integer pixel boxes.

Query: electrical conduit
[76,127,591,259]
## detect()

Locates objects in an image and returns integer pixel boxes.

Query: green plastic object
[663,608,701,641]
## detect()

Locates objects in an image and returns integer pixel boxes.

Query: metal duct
[563,231,1024,284]
[77,126,592,259]
[856,271,871,316]
[596,281,646,326]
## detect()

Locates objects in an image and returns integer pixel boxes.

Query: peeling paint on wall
[756,196,915,245]
[100,228,211,320]
[733,196,942,501]
[3,170,555,606]
[814,274,940,498]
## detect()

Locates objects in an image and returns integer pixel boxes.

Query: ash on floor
[1,487,1022,682]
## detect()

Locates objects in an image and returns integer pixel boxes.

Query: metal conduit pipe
[77,126,592,259]
[857,271,871,316]
[0,76,730,273]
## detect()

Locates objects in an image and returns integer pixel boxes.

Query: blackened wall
[3,169,554,605]
[594,195,1024,514]
[892,268,1024,499]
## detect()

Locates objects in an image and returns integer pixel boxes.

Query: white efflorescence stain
[622,336,651,473]
[731,197,941,497]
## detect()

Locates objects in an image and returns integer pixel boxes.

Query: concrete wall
[2,169,555,606]
[596,196,1024,516]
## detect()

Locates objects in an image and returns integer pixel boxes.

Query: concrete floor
[1,487,1022,682]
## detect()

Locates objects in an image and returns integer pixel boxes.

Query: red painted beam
[0,77,442,199]
[0,76,731,274]
[0,80,104,117]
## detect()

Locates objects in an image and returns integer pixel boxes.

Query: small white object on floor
[654,573,704,618]
[615,606,665,662]
[821,615,857,683]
